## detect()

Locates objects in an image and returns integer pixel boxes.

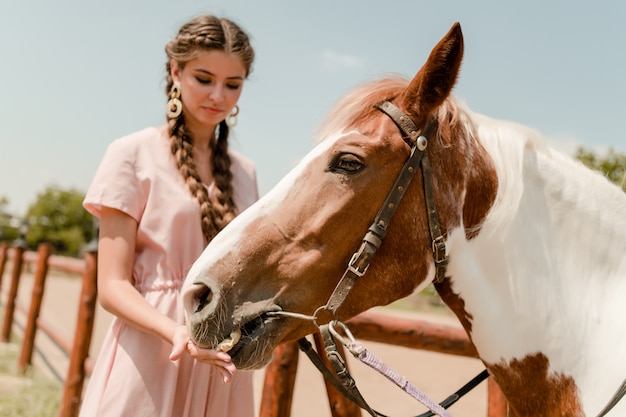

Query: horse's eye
[331,154,364,174]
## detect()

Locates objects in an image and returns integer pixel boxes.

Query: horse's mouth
[225,311,279,356]
[207,302,282,369]
[187,293,286,369]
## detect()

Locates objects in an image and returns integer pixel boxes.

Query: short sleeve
[83,137,146,221]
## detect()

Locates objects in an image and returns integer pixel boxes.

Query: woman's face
[171,50,246,131]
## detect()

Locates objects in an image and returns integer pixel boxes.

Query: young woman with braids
[80,15,258,416]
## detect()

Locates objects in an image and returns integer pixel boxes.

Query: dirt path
[3,269,487,416]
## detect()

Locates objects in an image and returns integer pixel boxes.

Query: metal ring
[328,320,356,346]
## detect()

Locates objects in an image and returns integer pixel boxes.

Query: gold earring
[166,82,182,119]
[226,105,239,127]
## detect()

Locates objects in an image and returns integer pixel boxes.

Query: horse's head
[181,22,496,369]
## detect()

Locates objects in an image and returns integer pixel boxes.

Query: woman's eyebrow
[194,69,244,81]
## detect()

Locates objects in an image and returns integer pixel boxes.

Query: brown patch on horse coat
[461,136,498,240]
[488,353,583,417]
[434,279,474,332]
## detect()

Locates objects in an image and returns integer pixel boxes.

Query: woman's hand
[169,325,237,383]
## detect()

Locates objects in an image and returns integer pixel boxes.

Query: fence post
[259,341,300,417]
[0,242,9,293]
[18,243,52,373]
[1,243,26,342]
[487,377,508,417]
[58,248,98,417]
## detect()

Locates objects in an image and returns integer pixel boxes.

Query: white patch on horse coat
[445,112,626,415]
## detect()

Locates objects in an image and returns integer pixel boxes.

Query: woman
[80,15,258,417]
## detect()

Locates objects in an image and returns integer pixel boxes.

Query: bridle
[292,101,488,417]
[298,101,626,417]
[320,100,449,320]
[286,100,626,417]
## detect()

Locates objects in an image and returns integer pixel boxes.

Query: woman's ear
[170,59,181,83]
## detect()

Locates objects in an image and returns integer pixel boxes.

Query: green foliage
[0,196,19,242]
[575,147,626,192]
[24,186,95,257]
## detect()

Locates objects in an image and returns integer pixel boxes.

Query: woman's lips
[202,106,223,116]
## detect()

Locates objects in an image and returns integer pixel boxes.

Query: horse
[181,22,626,416]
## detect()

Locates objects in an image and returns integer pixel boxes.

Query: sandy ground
[2,267,488,417]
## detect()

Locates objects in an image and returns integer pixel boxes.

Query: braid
[164,15,254,244]
[212,121,237,227]
[168,117,222,242]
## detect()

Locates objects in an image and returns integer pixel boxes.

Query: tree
[24,186,95,257]
[0,195,19,242]
[575,147,626,192]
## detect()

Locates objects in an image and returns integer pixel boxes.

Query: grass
[0,337,61,417]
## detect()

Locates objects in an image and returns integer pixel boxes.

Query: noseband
[321,101,449,318]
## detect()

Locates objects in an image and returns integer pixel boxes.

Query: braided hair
[164,15,254,243]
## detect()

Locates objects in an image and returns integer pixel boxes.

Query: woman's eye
[195,77,212,84]
[331,154,364,174]
[226,83,242,90]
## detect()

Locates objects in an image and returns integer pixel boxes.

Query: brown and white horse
[182,23,626,416]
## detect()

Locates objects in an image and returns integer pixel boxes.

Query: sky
[1,0,625,215]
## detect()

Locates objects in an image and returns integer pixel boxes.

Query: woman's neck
[186,119,218,149]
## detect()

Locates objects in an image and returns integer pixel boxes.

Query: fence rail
[0,241,507,417]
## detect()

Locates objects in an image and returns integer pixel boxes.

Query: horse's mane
[314,75,412,143]
[471,109,626,235]
[315,74,626,236]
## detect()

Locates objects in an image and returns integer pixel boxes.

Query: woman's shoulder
[109,127,163,150]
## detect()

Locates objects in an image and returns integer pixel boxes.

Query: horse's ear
[401,22,464,119]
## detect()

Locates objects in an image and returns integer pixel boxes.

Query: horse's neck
[446,118,626,414]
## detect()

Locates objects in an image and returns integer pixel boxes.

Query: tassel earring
[226,105,239,127]
[166,82,182,119]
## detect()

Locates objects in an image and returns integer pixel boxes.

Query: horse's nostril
[194,287,213,313]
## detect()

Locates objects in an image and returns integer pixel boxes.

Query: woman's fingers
[172,338,237,382]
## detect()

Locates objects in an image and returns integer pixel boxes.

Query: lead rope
[297,337,383,417]
[326,322,455,417]
[286,315,490,417]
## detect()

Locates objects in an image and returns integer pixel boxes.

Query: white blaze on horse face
[181,129,345,319]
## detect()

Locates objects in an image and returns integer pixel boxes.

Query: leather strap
[324,101,447,316]
[297,336,383,416]
[298,330,489,417]
[325,130,429,314]
[377,101,422,145]
[421,153,448,283]
[596,377,626,417]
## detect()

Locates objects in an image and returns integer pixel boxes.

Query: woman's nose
[209,84,224,103]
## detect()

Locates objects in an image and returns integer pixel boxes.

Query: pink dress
[80,127,259,417]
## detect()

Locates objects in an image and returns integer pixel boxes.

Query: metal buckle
[348,252,369,277]
[432,236,447,264]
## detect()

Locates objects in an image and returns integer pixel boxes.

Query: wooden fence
[0,240,507,417]
[0,241,98,417]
